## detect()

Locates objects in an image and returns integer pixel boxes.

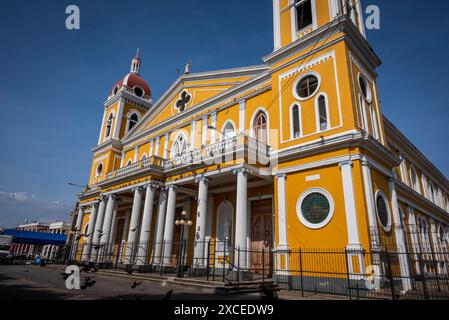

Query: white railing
[99,134,270,183]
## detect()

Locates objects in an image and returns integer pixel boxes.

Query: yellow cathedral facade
[71,0,449,294]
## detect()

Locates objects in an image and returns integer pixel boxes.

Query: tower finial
[130,49,141,74]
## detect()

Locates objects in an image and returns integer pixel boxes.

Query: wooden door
[250,198,273,274]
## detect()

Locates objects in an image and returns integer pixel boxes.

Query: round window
[134,86,144,97]
[359,75,371,102]
[297,189,334,229]
[376,192,391,231]
[296,74,319,99]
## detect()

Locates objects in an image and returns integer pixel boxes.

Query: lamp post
[175,211,193,277]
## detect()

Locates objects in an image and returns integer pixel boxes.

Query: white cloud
[0,190,73,228]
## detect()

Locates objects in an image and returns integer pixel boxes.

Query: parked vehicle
[0,235,13,264]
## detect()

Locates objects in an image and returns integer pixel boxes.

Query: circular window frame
[375,190,392,232]
[133,86,145,98]
[293,71,322,101]
[358,73,372,104]
[296,188,335,230]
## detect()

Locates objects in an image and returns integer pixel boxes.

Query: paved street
[0,264,271,301]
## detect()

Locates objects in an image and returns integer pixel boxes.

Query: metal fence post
[385,249,396,300]
[299,249,304,297]
[344,249,352,300]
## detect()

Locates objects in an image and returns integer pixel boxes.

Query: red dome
[111,73,151,99]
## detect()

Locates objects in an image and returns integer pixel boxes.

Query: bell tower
[273,0,365,51]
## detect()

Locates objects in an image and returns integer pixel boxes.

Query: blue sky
[0,0,448,228]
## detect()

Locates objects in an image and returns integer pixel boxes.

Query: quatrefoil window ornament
[175,90,192,112]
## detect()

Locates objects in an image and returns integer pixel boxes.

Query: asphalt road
[0,264,271,301]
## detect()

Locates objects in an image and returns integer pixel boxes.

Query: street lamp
[68,182,90,191]
[175,211,193,277]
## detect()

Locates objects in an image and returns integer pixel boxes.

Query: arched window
[254,111,268,144]
[317,95,329,131]
[370,106,379,140]
[96,163,103,176]
[105,113,113,139]
[172,134,188,157]
[126,160,132,167]
[128,113,139,132]
[359,95,368,133]
[291,104,301,138]
[222,121,236,140]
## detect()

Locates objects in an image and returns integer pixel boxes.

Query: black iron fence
[61,239,449,300]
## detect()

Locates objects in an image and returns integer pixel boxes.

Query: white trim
[239,100,246,134]
[277,174,288,246]
[296,187,335,230]
[375,190,392,233]
[292,70,321,101]
[190,121,196,149]
[202,115,208,147]
[315,93,330,132]
[104,111,115,141]
[140,153,147,161]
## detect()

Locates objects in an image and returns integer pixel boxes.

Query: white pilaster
[210,113,217,144]
[234,168,249,268]
[194,176,209,267]
[429,219,443,275]
[339,161,361,248]
[125,187,144,264]
[114,99,125,139]
[389,178,412,291]
[153,188,168,265]
[149,139,154,157]
[239,100,246,134]
[273,0,281,50]
[108,204,118,256]
[202,116,208,146]
[82,203,98,262]
[190,121,196,149]
[163,132,170,159]
[98,109,107,145]
[136,183,158,265]
[361,157,380,249]
[276,174,288,249]
[163,185,178,265]
[155,137,160,157]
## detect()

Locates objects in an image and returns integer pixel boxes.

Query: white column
[163,185,178,265]
[239,100,246,134]
[125,187,144,264]
[82,203,99,262]
[108,204,118,256]
[361,158,380,249]
[234,168,249,268]
[136,183,157,265]
[202,116,208,146]
[153,188,168,265]
[194,176,209,267]
[210,113,217,144]
[389,178,412,291]
[98,195,117,262]
[120,151,125,168]
[72,207,85,259]
[163,132,170,159]
[91,198,107,262]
